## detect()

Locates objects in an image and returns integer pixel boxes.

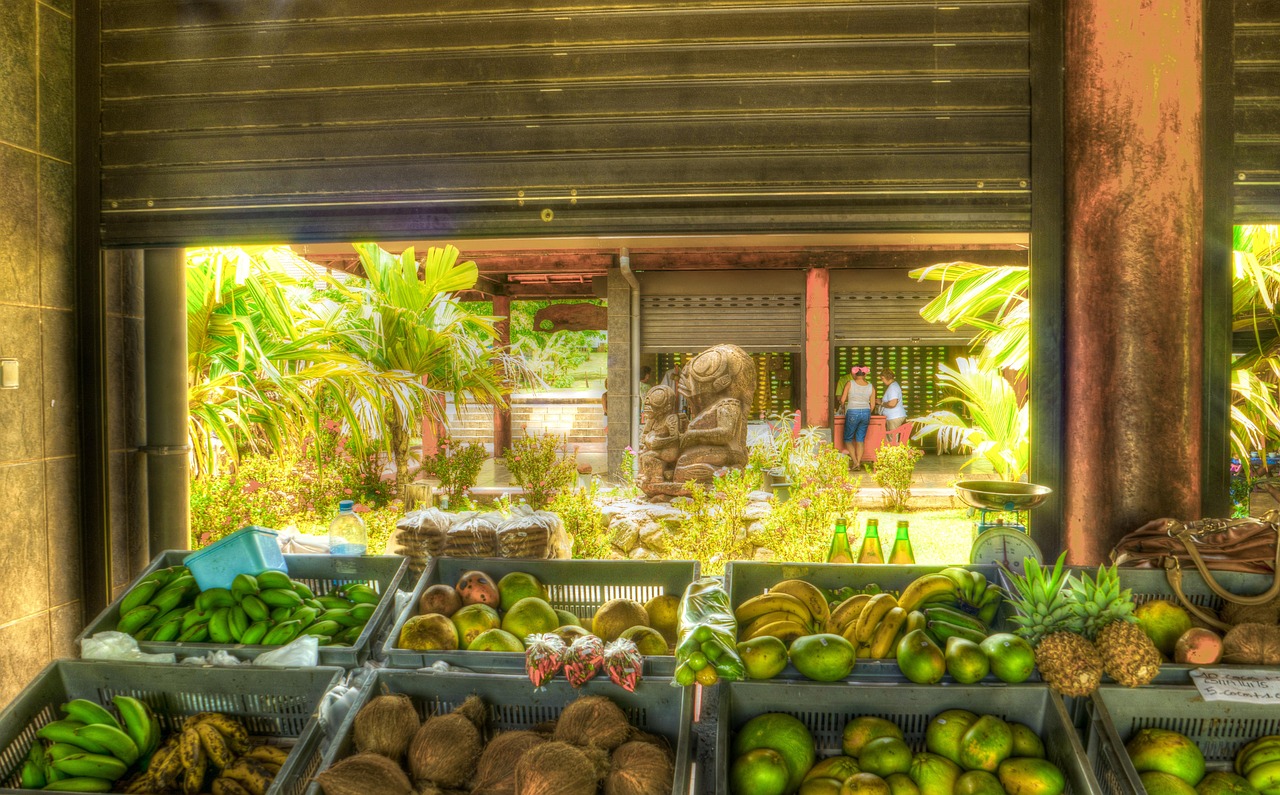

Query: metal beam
[144,249,191,553]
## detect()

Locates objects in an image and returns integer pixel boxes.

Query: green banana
[116,605,160,636]
[228,605,249,641]
[315,595,351,610]
[923,606,988,633]
[73,724,138,766]
[290,607,319,627]
[291,581,316,600]
[118,581,160,616]
[152,617,184,643]
[142,607,185,631]
[262,620,302,645]
[178,624,209,643]
[318,609,357,628]
[254,571,293,590]
[195,588,237,612]
[22,744,47,788]
[240,595,270,621]
[42,775,115,791]
[270,606,292,624]
[344,584,380,605]
[336,625,364,645]
[181,608,212,632]
[241,621,271,645]
[36,723,108,755]
[45,744,83,762]
[259,588,303,609]
[231,574,259,601]
[977,600,1000,626]
[349,604,376,623]
[147,587,187,615]
[61,700,121,731]
[112,696,159,756]
[304,598,325,611]
[51,752,128,780]
[926,619,988,645]
[300,620,342,637]
[208,607,234,643]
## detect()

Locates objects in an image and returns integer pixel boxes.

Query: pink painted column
[804,267,831,428]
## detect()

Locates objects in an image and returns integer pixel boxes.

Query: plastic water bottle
[328,500,367,556]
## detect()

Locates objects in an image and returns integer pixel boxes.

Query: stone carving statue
[638,344,755,498]
[637,385,681,488]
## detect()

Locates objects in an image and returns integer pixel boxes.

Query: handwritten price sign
[1190,669,1280,702]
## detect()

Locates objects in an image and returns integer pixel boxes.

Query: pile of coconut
[315,691,675,795]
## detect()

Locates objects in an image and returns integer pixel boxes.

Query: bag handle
[1159,520,1280,629]
[1162,559,1235,631]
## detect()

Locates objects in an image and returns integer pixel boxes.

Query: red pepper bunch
[563,634,606,687]
[524,633,567,688]
[603,638,644,692]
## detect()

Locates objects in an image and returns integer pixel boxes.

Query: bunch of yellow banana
[123,712,283,795]
[1236,735,1280,793]
[734,580,831,646]
[821,592,908,658]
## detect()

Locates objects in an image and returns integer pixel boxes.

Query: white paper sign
[1190,668,1280,702]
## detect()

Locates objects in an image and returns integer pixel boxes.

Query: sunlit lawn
[849,507,977,565]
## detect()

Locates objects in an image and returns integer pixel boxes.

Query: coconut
[627,730,674,761]
[451,694,487,731]
[407,712,482,788]
[514,741,602,795]
[531,719,557,736]
[605,740,675,795]
[471,730,546,795]
[1223,623,1280,665]
[353,694,420,761]
[316,752,412,795]
[553,695,632,751]
[1221,599,1280,626]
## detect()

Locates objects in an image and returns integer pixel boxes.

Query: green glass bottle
[826,516,855,564]
[889,520,916,565]
[857,519,884,564]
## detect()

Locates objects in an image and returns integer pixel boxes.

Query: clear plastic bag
[179,650,243,667]
[391,508,453,573]
[672,578,745,686]
[80,632,177,664]
[444,513,498,557]
[495,510,569,559]
[253,635,319,667]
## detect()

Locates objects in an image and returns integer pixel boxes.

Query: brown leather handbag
[1111,514,1280,630]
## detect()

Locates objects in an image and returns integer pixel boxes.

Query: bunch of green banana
[936,567,1004,625]
[920,605,991,645]
[116,567,381,648]
[22,696,160,792]
[1235,734,1280,794]
[123,713,283,795]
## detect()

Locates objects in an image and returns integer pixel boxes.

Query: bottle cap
[339,499,354,511]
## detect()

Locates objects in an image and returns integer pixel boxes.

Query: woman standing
[839,365,875,466]
[878,368,907,431]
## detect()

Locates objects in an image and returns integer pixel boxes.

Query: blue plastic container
[185,525,288,590]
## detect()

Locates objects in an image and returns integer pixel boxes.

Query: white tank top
[845,382,873,411]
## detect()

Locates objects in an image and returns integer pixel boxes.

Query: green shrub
[874,443,924,512]
[419,439,487,502]
[763,444,861,563]
[549,480,611,559]
[670,468,761,575]
[504,434,579,509]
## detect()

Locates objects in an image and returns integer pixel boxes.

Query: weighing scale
[955,480,1051,575]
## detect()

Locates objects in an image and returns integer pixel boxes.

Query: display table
[833,413,887,463]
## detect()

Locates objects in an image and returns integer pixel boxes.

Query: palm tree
[910,357,1029,481]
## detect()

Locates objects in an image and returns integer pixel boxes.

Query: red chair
[882,421,915,447]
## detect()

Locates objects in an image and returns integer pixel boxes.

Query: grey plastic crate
[1083,685,1280,795]
[999,566,1277,685]
[715,681,1102,795]
[383,557,699,674]
[725,562,1015,680]
[305,669,693,795]
[0,660,342,795]
[77,551,408,668]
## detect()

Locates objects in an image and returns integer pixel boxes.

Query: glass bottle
[888,520,916,564]
[826,516,855,564]
[857,519,884,564]
[328,500,367,556]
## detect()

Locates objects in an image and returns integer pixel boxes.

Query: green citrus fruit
[497,571,546,612]
[945,637,991,684]
[732,748,791,795]
[500,596,559,639]
[734,713,817,794]
[958,715,1014,772]
[886,772,921,795]
[1010,723,1046,759]
[860,737,913,777]
[644,594,681,645]
[467,627,524,652]
[1126,728,1206,785]
[955,770,1006,795]
[980,634,1036,684]
[896,630,945,684]
[554,609,581,627]
[925,710,979,766]
[1135,601,1194,656]
[1197,771,1259,795]
[805,757,862,783]
[738,636,790,680]
[909,752,962,795]
[998,757,1066,795]
[842,772,893,795]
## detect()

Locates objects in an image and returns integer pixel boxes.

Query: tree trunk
[390,409,413,499]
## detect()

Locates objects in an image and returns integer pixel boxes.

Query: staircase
[446,395,606,446]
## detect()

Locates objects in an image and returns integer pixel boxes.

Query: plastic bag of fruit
[672,578,745,686]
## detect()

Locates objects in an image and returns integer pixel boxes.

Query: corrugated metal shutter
[641,295,804,352]
[832,293,973,345]
[1236,0,1280,220]
[98,1,1032,246]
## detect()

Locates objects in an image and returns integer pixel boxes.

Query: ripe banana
[213,777,255,795]
[868,607,908,658]
[254,571,292,591]
[242,745,288,766]
[1249,760,1280,792]
[741,619,809,646]
[734,592,812,626]
[113,696,159,756]
[196,713,251,754]
[231,574,259,601]
[38,721,109,755]
[769,580,830,627]
[74,724,139,766]
[42,775,115,791]
[193,722,235,769]
[898,574,958,613]
[741,611,808,640]
[854,593,899,645]
[827,594,872,633]
[221,758,273,795]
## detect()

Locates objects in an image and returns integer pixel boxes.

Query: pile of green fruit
[731,708,1067,795]
[1124,725,1279,795]
[21,697,161,792]
[116,566,379,647]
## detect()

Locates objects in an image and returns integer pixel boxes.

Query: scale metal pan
[954,480,1052,512]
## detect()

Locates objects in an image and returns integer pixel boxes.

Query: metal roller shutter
[832,293,974,345]
[641,295,804,352]
[1236,0,1280,220]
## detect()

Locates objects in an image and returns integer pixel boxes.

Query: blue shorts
[844,409,871,443]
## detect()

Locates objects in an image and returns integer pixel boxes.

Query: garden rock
[743,502,771,521]
[753,547,776,561]
[748,491,774,502]
[638,522,668,553]
[609,517,641,552]
[629,546,657,560]
[746,521,771,545]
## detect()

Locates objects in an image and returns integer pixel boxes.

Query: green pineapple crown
[1069,562,1136,641]
[1002,552,1079,646]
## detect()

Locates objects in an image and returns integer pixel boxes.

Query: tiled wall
[0,0,77,704]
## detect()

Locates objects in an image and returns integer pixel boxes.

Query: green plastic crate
[77,551,408,668]
[1083,685,1280,795]
[715,681,1102,795]
[0,660,342,795]
[725,562,1013,679]
[305,669,693,795]
[382,557,699,674]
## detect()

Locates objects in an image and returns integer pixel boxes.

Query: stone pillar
[606,268,634,476]
[804,267,831,428]
[1063,0,1203,564]
[492,294,512,455]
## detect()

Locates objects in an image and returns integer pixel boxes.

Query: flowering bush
[874,443,924,512]
[419,439,487,503]
[503,433,579,509]
[763,444,861,563]
[550,479,612,559]
[1231,461,1253,518]
[669,467,762,574]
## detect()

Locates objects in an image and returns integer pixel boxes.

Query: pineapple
[1003,553,1104,697]
[1071,565,1161,687]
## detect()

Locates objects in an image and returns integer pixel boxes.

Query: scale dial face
[969,528,1044,575]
